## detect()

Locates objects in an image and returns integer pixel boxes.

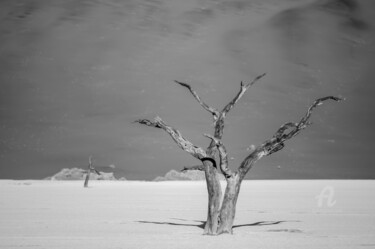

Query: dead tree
[134,74,343,235]
[83,156,101,188]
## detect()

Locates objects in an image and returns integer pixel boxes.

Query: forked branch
[209,73,266,143]
[221,73,266,117]
[174,73,266,128]
[206,73,267,152]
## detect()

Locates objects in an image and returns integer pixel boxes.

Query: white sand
[0,180,374,248]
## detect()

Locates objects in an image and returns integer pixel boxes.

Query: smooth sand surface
[0,180,374,248]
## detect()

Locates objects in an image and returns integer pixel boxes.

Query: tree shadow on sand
[136,219,300,230]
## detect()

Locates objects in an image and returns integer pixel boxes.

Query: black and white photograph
[0,0,374,248]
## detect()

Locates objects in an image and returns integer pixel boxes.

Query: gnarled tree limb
[237,96,343,179]
[298,96,344,129]
[174,80,219,119]
[273,122,299,140]
[181,165,205,172]
[263,96,343,155]
[134,116,207,160]
[133,118,162,128]
[237,147,267,180]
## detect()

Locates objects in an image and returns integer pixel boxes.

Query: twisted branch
[174,80,219,119]
[298,96,343,129]
[237,96,343,178]
[134,116,207,160]
[133,119,162,128]
[181,165,205,172]
[263,96,343,155]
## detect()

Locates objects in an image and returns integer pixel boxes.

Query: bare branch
[237,147,266,179]
[237,95,343,178]
[204,133,233,178]
[181,165,205,172]
[174,80,219,117]
[206,73,267,147]
[135,116,207,160]
[221,73,266,117]
[298,96,344,129]
[262,95,343,156]
[133,118,162,128]
[273,122,298,140]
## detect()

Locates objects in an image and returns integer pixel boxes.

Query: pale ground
[0,180,374,249]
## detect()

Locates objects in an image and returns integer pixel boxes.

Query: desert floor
[0,180,374,248]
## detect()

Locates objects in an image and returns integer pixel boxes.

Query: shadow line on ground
[136,219,300,230]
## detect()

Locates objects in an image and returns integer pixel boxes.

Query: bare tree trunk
[83,170,90,188]
[83,156,100,188]
[217,174,241,234]
[203,161,222,234]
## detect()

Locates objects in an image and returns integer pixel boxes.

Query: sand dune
[1,0,375,180]
[0,180,374,248]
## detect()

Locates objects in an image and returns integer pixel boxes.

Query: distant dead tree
[134,74,343,235]
[84,156,101,188]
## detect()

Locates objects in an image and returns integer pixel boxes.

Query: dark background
[1,0,374,180]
